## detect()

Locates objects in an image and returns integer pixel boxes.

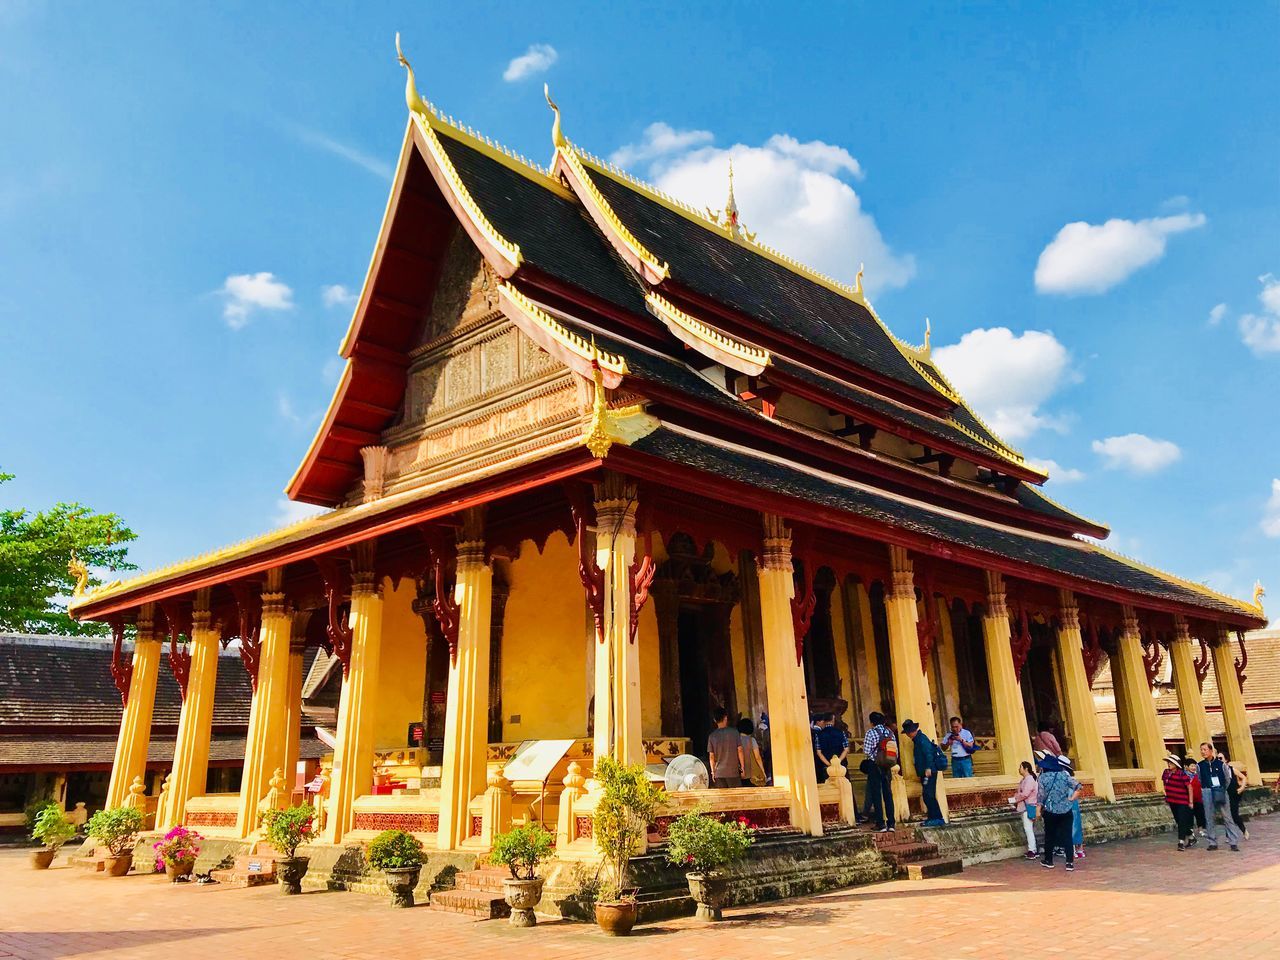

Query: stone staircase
[866,825,964,880]
[209,842,279,888]
[429,865,511,920]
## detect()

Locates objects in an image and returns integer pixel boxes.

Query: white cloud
[1262,479,1280,538]
[273,497,327,528]
[931,328,1075,442]
[1034,212,1206,295]
[610,123,714,168]
[322,283,357,308]
[1208,303,1227,326]
[1091,434,1182,474]
[284,122,392,181]
[621,130,911,294]
[276,391,303,425]
[503,44,557,82]
[1028,458,1085,483]
[1238,273,1280,355]
[221,272,293,329]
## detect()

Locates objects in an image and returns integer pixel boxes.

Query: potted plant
[29,804,76,870]
[152,825,202,882]
[664,811,754,920]
[262,803,316,895]
[591,757,663,936]
[85,806,145,877]
[490,823,554,927]
[366,829,425,908]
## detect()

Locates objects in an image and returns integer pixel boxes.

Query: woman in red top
[1162,755,1195,850]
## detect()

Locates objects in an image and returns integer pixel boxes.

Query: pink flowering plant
[663,811,753,874]
[262,803,316,859]
[153,825,202,871]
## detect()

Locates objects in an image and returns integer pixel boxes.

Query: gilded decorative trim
[555,145,670,283]
[496,282,629,382]
[645,291,770,375]
[1086,542,1260,619]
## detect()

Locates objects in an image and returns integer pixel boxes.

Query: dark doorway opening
[678,606,715,762]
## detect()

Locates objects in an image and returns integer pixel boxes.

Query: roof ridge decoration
[1083,539,1261,617]
[582,337,654,459]
[495,281,630,387]
[645,291,770,376]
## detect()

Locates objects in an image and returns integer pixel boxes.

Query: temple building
[69,46,1267,864]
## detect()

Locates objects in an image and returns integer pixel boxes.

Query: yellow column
[1212,626,1262,786]
[436,513,492,849]
[882,547,947,820]
[757,515,822,836]
[282,618,308,794]
[237,571,294,836]
[1169,616,1212,756]
[160,591,222,828]
[591,477,644,768]
[325,552,387,844]
[980,572,1033,778]
[105,605,162,809]
[1055,591,1114,801]
[1113,607,1165,791]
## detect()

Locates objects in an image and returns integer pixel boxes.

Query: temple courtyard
[2,821,1277,960]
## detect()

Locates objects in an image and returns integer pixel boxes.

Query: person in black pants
[1037,762,1083,870]
[860,712,897,833]
[1220,750,1250,840]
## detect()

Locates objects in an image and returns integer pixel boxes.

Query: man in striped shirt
[861,712,896,833]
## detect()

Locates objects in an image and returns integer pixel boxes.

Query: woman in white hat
[1162,754,1195,850]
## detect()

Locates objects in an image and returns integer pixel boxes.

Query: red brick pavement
[1,819,1277,960]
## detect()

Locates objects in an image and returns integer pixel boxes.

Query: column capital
[887,545,914,601]
[1057,589,1080,632]
[1120,605,1140,638]
[759,513,792,571]
[261,567,290,618]
[1173,614,1192,644]
[983,570,1007,618]
[136,603,161,643]
[592,473,638,538]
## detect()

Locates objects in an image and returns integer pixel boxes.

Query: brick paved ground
[1,818,1278,960]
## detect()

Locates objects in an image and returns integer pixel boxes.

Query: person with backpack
[901,719,946,826]
[939,715,978,778]
[861,711,897,833]
[1037,755,1083,870]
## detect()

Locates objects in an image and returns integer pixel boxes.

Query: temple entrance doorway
[1021,621,1066,749]
[677,606,716,763]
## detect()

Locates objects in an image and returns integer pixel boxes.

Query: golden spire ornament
[544,83,567,150]
[706,159,755,242]
[395,33,430,117]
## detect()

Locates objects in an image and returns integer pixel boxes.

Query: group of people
[1010,751,1086,869]
[706,707,769,788]
[1160,742,1251,851]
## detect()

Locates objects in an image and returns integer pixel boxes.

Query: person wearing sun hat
[1036,753,1083,870]
[1162,754,1195,850]
[900,719,947,826]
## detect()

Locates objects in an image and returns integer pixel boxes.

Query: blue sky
[1,4,1276,616]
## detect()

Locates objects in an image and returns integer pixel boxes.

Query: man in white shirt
[939,715,977,778]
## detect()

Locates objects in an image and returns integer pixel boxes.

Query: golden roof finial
[68,552,89,598]
[724,159,739,228]
[396,33,430,117]
[544,83,566,150]
[923,317,932,357]
[854,262,865,297]
[583,336,613,459]
[1253,580,1266,613]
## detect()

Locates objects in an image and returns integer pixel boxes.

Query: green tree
[0,471,136,635]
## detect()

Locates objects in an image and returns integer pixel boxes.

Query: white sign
[502,739,576,784]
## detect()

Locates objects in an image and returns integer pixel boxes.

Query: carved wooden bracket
[570,496,605,643]
[1234,630,1249,688]
[628,530,655,645]
[1141,639,1163,690]
[916,578,938,672]
[1193,637,1211,691]
[231,581,263,690]
[429,534,460,664]
[1009,607,1032,675]
[790,562,816,667]
[160,600,193,701]
[107,616,132,706]
[315,557,353,677]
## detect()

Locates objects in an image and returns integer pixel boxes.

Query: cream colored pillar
[159,591,222,828]
[979,572,1034,778]
[1212,626,1262,786]
[436,513,492,850]
[757,515,822,836]
[1169,616,1213,756]
[1055,591,1114,801]
[325,551,387,844]
[1113,607,1165,792]
[237,571,294,836]
[105,605,163,809]
[591,477,644,768]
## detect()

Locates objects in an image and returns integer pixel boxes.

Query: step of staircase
[878,841,943,864]
[430,866,511,919]
[902,857,965,880]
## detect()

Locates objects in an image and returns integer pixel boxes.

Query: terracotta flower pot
[276,856,309,895]
[104,853,133,877]
[502,876,544,927]
[594,900,638,936]
[686,872,730,921]
[30,848,56,870]
[383,866,421,908]
[165,859,196,882]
